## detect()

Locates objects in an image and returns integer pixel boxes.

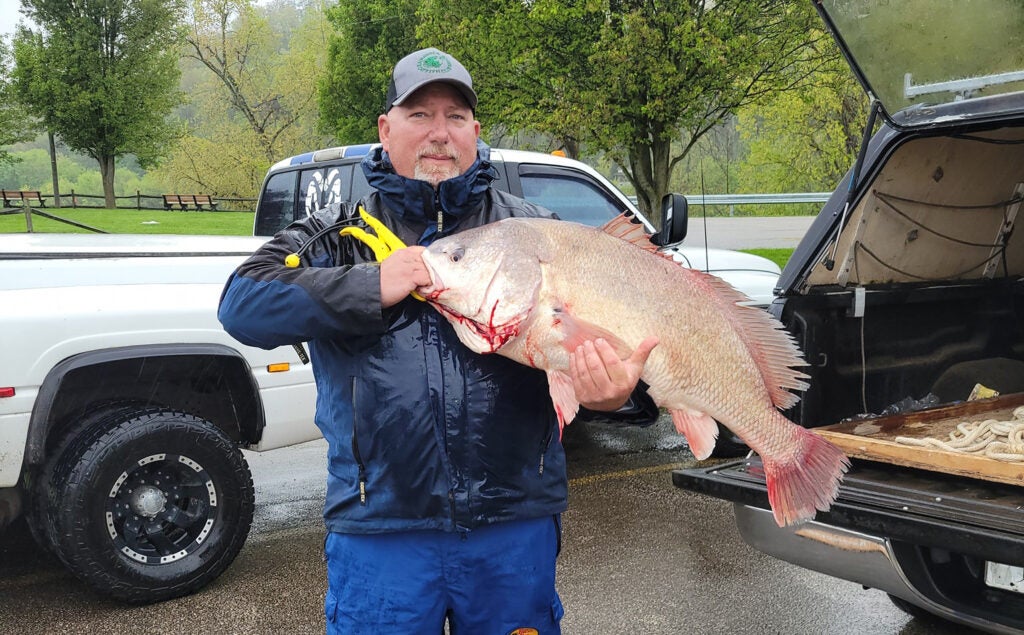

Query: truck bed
[816,392,1024,486]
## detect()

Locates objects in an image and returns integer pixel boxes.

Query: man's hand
[570,336,659,412]
[379,246,430,308]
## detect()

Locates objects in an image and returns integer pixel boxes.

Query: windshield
[820,0,1024,119]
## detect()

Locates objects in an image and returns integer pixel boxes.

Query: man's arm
[218,215,387,349]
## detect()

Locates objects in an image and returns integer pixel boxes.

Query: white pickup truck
[0,148,781,603]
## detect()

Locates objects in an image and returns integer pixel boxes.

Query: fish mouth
[417,256,445,300]
[416,252,524,353]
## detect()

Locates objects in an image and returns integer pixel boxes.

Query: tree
[318,0,420,144]
[158,0,330,199]
[12,0,185,208]
[420,0,828,218]
[183,0,326,165]
[0,38,38,168]
[417,0,603,159]
[736,38,867,199]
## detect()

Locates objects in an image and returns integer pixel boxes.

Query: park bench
[163,194,219,210]
[162,194,185,210]
[2,190,46,208]
[192,194,219,210]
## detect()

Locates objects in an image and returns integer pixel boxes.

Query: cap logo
[417,52,452,74]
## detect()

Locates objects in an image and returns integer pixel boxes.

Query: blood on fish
[428,299,521,354]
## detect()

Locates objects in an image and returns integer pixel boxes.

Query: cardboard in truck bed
[815,392,1024,486]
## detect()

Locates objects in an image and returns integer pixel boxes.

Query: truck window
[255,171,297,236]
[350,167,372,205]
[300,166,351,218]
[519,169,627,226]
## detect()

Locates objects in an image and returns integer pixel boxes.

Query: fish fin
[546,369,580,439]
[761,426,850,527]
[682,268,810,410]
[670,408,719,460]
[553,308,631,358]
[599,213,675,261]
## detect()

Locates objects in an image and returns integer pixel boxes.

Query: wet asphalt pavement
[0,414,973,634]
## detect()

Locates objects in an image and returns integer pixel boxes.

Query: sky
[1,0,26,38]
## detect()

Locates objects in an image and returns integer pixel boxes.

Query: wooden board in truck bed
[815,392,1024,486]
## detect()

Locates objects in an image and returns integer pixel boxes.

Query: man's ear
[378,114,390,149]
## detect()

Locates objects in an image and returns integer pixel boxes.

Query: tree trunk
[48,131,61,208]
[626,124,674,227]
[99,155,116,209]
[560,138,580,160]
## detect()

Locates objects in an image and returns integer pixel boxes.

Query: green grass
[742,248,794,270]
[0,208,254,235]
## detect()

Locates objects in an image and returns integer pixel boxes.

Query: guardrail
[628,192,832,216]
[683,192,831,205]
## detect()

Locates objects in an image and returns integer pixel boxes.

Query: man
[218,47,655,634]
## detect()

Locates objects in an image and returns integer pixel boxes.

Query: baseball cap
[385,48,478,112]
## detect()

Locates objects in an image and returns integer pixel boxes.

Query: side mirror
[656,193,688,246]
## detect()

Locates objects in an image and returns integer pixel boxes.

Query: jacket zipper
[435,191,444,236]
[350,377,367,504]
[539,428,554,475]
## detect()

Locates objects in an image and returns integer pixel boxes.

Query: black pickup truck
[674,2,1024,633]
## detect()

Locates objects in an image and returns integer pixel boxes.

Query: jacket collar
[360,139,496,225]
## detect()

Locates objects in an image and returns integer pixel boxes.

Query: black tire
[24,402,148,557]
[49,408,254,604]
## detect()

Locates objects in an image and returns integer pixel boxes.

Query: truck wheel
[25,402,147,557]
[49,408,254,604]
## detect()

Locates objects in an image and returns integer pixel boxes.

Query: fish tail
[762,427,850,527]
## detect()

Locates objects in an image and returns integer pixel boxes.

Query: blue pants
[323,516,563,634]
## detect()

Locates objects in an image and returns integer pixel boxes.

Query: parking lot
[0,414,971,634]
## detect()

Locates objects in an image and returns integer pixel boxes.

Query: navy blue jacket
[218,142,568,533]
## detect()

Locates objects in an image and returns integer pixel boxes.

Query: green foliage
[159,0,329,198]
[12,0,186,207]
[150,122,269,198]
[0,38,39,167]
[183,1,327,161]
[736,36,867,196]
[418,0,602,157]
[318,0,419,144]
[419,0,825,220]
[0,147,169,198]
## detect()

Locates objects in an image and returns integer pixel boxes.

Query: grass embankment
[0,208,254,236]
[743,248,793,270]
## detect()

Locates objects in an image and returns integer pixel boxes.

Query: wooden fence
[4,191,258,213]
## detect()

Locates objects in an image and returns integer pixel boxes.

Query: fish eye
[450,247,464,263]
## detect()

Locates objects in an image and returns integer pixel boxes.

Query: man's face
[378,83,480,188]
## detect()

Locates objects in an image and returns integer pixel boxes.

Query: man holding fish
[219,47,655,634]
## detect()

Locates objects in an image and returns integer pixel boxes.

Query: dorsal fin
[600,212,673,261]
[682,267,809,410]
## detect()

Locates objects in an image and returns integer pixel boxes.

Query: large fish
[416,214,848,526]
